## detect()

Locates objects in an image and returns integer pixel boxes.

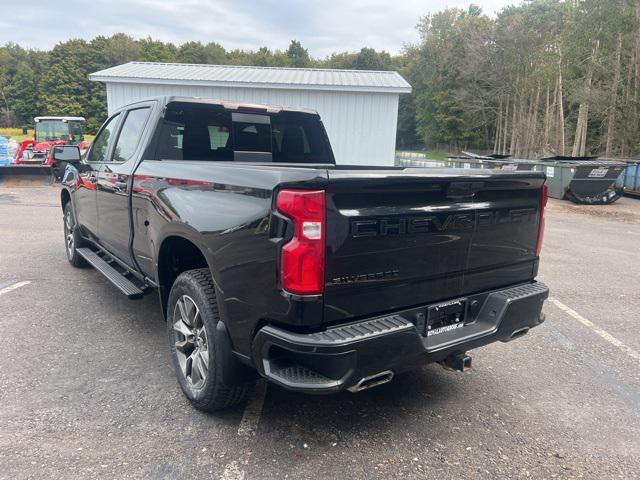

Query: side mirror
[52,145,81,164]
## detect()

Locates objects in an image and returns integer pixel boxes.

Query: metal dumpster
[622,161,640,197]
[446,153,502,170]
[398,151,626,204]
[462,153,543,172]
[539,156,625,204]
[395,152,493,169]
[398,152,537,171]
[395,151,447,168]
[452,152,543,172]
[495,159,540,172]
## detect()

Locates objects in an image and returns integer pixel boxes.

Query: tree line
[1,0,639,158]
[0,36,399,134]
[404,0,640,158]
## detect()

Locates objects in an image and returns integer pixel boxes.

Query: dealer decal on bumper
[427,322,464,337]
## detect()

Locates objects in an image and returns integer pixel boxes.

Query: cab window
[87,113,120,163]
[154,102,332,164]
[111,108,151,162]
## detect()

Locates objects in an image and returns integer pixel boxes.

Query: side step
[76,248,144,299]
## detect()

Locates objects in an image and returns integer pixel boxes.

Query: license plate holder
[425,299,467,338]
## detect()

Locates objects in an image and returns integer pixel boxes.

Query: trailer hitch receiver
[438,352,472,372]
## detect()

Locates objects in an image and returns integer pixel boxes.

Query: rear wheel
[167,268,253,411]
[63,203,87,267]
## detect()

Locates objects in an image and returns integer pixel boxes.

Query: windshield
[154,102,334,164]
[35,120,84,143]
[35,120,69,142]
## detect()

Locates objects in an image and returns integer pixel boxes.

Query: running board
[76,248,144,299]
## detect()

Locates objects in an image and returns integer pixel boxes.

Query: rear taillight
[276,189,325,295]
[535,184,548,256]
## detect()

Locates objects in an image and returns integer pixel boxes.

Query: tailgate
[323,168,545,323]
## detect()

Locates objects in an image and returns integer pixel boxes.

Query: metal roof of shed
[89,61,412,94]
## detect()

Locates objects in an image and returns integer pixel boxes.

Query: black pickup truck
[58,96,549,411]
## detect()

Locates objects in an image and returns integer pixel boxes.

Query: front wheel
[167,268,253,411]
[63,203,87,267]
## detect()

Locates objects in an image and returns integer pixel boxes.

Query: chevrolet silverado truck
[58,96,549,411]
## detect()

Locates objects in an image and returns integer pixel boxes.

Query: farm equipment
[15,116,88,166]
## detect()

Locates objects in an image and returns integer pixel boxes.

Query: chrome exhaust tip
[347,370,394,392]
[501,326,530,343]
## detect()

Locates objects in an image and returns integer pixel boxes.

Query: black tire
[63,202,88,267]
[167,268,253,411]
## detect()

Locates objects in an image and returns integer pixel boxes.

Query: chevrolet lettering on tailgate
[350,208,537,237]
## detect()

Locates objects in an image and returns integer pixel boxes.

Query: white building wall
[104,82,399,166]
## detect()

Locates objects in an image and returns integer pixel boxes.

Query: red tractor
[15,116,90,171]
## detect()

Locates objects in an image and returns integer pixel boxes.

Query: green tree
[467,4,482,17]
[253,47,273,66]
[318,51,358,69]
[139,37,177,62]
[177,41,208,63]
[36,40,91,121]
[411,8,493,149]
[396,94,419,148]
[353,48,390,70]
[6,62,38,123]
[38,55,86,117]
[1,3,638,156]
[203,42,226,64]
[287,40,310,67]
[85,88,107,133]
[99,34,141,67]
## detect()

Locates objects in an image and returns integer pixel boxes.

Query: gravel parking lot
[1,183,639,479]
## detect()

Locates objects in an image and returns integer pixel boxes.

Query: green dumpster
[539,157,625,204]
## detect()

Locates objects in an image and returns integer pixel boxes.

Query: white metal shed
[89,62,411,166]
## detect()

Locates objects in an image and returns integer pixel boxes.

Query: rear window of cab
[154,102,333,164]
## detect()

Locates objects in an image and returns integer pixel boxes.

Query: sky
[0,0,515,57]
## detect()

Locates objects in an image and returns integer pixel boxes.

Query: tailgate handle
[447,181,485,198]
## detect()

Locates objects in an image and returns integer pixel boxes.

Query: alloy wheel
[172,295,209,389]
[65,210,75,258]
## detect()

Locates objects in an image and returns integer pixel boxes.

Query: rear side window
[112,107,150,162]
[271,116,321,163]
[209,126,229,149]
[155,106,233,161]
[154,102,333,164]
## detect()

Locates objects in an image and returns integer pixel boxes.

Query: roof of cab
[114,96,319,116]
[34,116,85,122]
